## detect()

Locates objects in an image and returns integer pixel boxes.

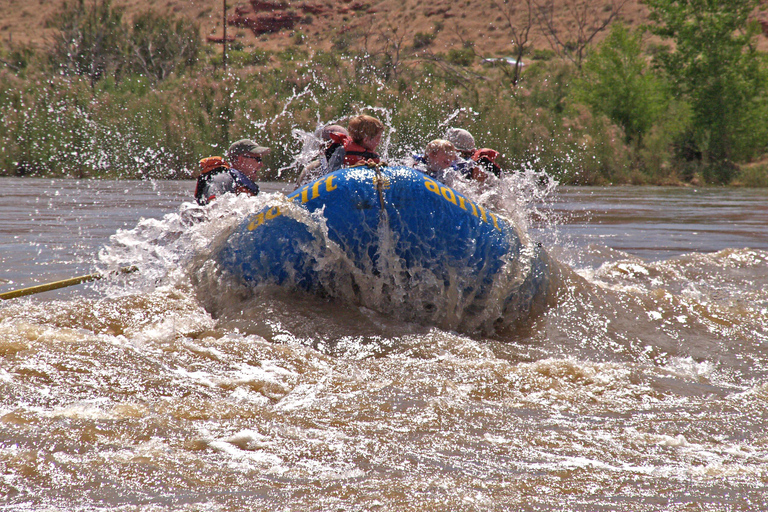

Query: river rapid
[1,176,767,511]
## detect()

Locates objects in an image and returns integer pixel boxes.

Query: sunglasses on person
[243,154,263,163]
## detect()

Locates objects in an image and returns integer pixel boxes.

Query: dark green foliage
[446,48,475,67]
[413,32,435,49]
[645,0,768,179]
[128,11,200,82]
[0,42,36,74]
[575,24,668,144]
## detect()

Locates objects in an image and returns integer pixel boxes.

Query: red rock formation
[229,11,303,36]
[301,3,325,15]
[206,35,236,43]
[249,0,288,13]
[225,0,359,35]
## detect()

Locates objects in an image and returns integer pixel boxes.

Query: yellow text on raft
[422,176,503,232]
[246,205,282,231]
[287,175,339,204]
[247,175,339,231]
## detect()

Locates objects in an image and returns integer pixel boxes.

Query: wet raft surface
[216,166,550,334]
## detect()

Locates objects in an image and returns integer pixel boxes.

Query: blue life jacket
[195,167,259,205]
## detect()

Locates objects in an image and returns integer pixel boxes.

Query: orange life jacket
[194,156,259,205]
[199,156,229,175]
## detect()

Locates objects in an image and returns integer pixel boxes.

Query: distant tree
[127,11,200,83]
[576,24,668,144]
[534,0,629,69]
[490,0,534,86]
[354,20,412,84]
[645,0,768,178]
[49,1,200,85]
[48,0,127,85]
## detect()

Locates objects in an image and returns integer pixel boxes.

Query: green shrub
[277,47,309,62]
[574,24,668,145]
[47,0,200,84]
[128,10,200,82]
[0,41,36,74]
[48,0,127,83]
[647,0,768,172]
[226,50,253,68]
[530,49,556,61]
[413,32,435,49]
[734,164,768,187]
[446,48,474,67]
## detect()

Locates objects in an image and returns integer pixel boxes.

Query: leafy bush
[47,0,200,85]
[646,0,768,178]
[413,32,435,49]
[48,0,127,83]
[0,42,37,74]
[574,24,668,145]
[734,163,768,187]
[447,48,474,67]
[128,11,200,82]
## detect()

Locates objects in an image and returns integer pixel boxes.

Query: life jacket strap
[345,149,380,160]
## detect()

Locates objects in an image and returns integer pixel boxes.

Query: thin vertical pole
[222,0,227,70]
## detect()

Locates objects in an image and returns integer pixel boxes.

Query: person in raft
[445,127,502,178]
[326,114,384,173]
[195,139,269,206]
[415,138,486,184]
[420,139,463,183]
[295,124,349,187]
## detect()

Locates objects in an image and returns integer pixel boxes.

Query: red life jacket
[329,132,380,166]
[471,148,502,177]
[471,148,499,163]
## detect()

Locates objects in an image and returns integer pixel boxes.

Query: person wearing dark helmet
[194,139,269,206]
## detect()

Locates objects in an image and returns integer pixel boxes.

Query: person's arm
[326,145,346,173]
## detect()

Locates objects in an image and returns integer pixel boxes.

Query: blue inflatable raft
[215,166,550,332]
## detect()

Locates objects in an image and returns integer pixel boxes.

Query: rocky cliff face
[227,0,374,37]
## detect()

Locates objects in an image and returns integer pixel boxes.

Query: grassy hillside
[4,0,767,55]
[1,0,652,54]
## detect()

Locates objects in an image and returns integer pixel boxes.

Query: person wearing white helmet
[445,128,476,159]
[445,127,502,178]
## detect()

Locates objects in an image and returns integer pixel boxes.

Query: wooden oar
[0,266,138,300]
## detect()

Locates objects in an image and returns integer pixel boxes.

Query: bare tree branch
[489,0,535,86]
[533,0,628,69]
